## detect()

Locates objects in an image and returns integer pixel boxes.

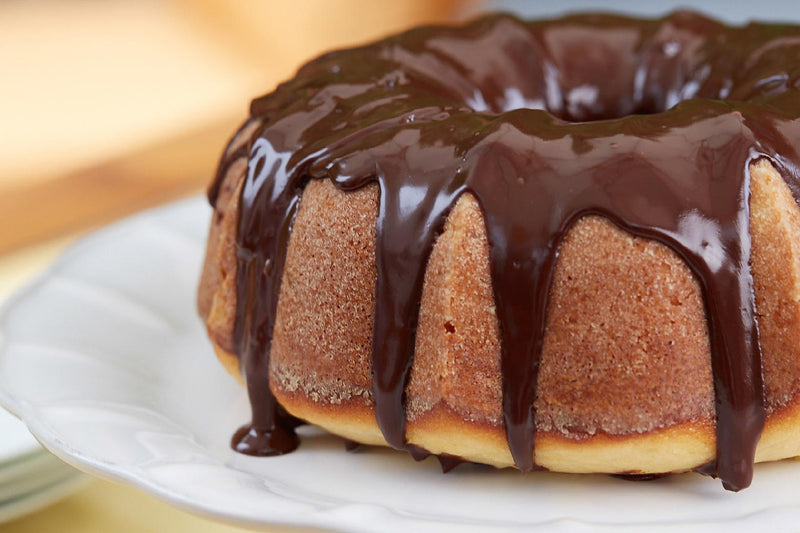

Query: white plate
[0,451,80,501]
[0,406,85,519]
[0,472,88,524]
[0,407,40,465]
[2,197,800,532]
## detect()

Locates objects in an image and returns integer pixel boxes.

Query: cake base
[203,148,800,477]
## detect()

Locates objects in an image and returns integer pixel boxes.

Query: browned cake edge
[215,343,800,472]
[202,158,800,474]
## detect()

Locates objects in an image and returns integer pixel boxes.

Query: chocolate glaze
[344,439,364,452]
[437,454,468,474]
[209,12,800,491]
[611,473,666,482]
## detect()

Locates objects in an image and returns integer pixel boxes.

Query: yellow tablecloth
[6,480,257,533]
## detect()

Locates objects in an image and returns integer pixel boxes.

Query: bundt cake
[197,11,800,491]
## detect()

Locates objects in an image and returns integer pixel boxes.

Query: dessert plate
[0,407,86,522]
[0,463,87,524]
[0,407,40,465]
[2,197,800,532]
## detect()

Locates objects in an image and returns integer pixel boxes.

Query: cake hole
[464,58,714,122]
[444,321,456,334]
[482,84,681,122]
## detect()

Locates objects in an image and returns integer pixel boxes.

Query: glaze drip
[209,12,800,491]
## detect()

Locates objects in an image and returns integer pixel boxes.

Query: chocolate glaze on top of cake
[207,12,800,491]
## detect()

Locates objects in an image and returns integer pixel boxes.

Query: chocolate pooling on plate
[208,12,800,491]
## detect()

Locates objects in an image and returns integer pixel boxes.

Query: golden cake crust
[199,157,800,473]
